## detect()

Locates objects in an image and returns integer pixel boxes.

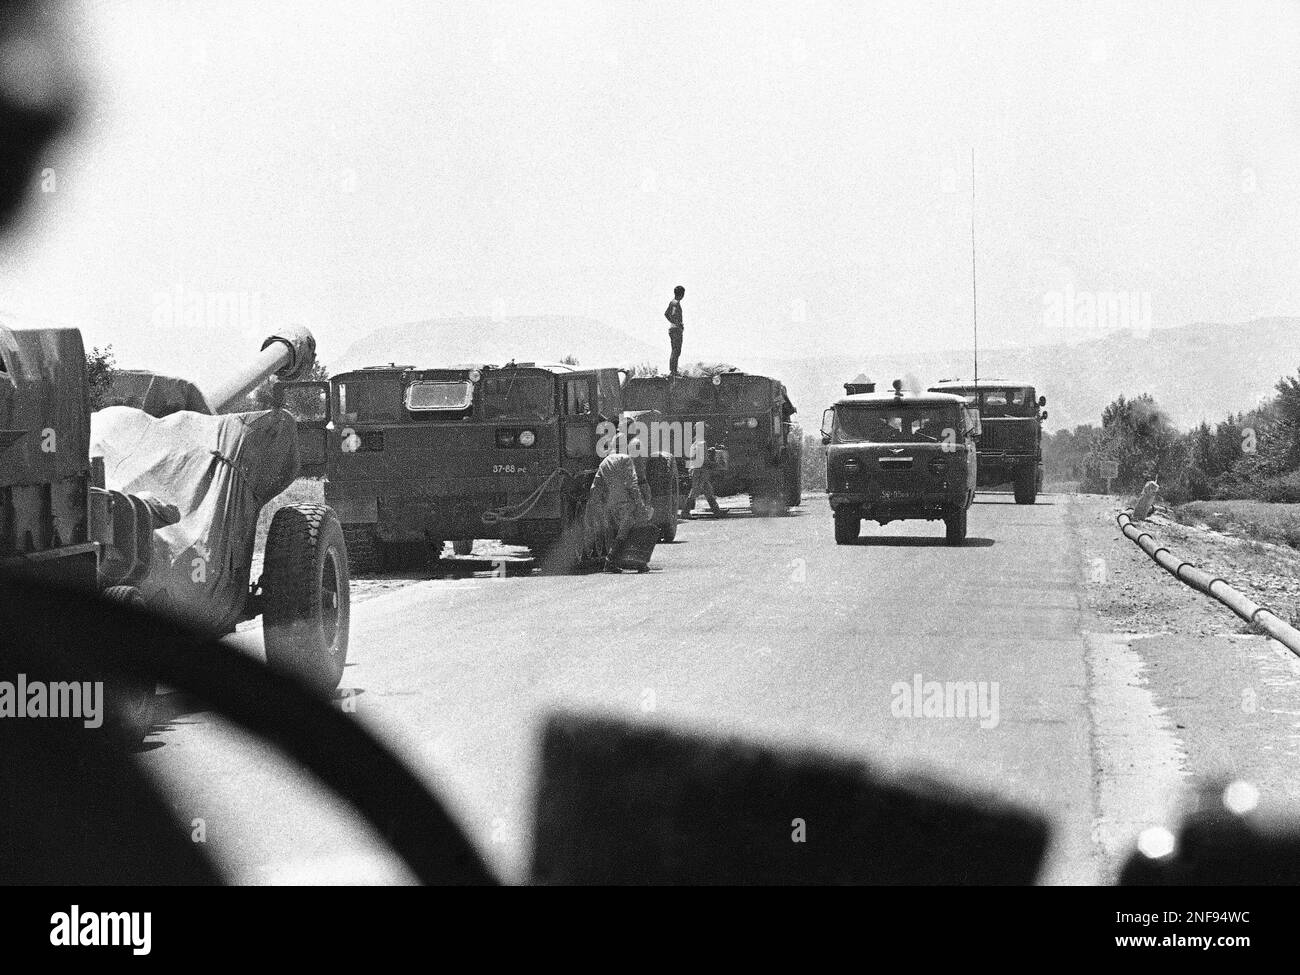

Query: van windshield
[834,405,959,444]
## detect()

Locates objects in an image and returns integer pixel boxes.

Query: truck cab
[822,382,978,546]
[623,370,800,514]
[280,362,626,571]
[926,379,1046,504]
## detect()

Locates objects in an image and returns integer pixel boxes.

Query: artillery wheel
[341,524,380,575]
[262,503,350,694]
[100,585,155,742]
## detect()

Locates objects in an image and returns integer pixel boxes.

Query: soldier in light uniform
[591,425,655,573]
[682,440,727,518]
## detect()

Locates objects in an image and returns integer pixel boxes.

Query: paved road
[141,492,1103,884]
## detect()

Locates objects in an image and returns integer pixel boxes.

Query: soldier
[664,285,685,375]
[682,441,727,518]
[592,425,655,573]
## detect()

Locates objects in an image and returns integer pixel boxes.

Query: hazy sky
[3,0,1299,379]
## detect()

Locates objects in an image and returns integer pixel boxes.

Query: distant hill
[334,315,662,372]
[330,314,1300,434]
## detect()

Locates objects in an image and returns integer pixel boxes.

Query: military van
[926,379,1046,504]
[822,381,979,545]
[280,361,630,572]
[623,370,800,514]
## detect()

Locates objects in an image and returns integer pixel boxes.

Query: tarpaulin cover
[0,324,90,487]
[90,406,300,633]
[107,370,211,417]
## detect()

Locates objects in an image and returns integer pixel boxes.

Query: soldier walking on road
[665,285,685,375]
[682,441,727,518]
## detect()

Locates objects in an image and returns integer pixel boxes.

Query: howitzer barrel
[199,326,317,413]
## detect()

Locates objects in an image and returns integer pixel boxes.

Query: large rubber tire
[100,585,155,742]
[833,510,859,545]
[452,539,474,556]
[262,503,350,694]
[341,524,380,576]
[1013,465,1038,505]
[945,505,968,546]
[783,443,803,508]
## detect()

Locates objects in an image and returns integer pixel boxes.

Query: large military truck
[279,361,633,572]
[623,370,800,514]
[926,379,1046,504]
[0,321,351,696]
[822,380,979,545]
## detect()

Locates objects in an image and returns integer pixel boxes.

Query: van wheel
[1014,466,1038,504]
[944,506,968,546]
[262,503,350,694]
[833,510,859,544]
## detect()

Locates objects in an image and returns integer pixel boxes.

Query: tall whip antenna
[970,147,978,385]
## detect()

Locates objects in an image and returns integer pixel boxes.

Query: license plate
[492,464,528,475]
[880,490,916,501]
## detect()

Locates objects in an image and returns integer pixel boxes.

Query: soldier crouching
[591,428,655,574]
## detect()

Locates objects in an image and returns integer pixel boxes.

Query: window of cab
[337,379,403,423]
[405,380,472,412]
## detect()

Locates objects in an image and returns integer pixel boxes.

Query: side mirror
[1038,396,1047,407]
[1040,411,1048,422]
[820,407,834,444]
[968,409,982,438]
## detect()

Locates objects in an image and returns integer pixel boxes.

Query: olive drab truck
[623,370,801,515]
[926,379,1047,504]
[278,361,632,573]
[0,321,352,699]
[822,380,979,546]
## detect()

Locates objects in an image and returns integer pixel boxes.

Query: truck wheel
[661,509,678,543]
[100,585,155,742]
[833,510,859,545]
[341,524,379,576]
[945,505,968,546]
[452,539,474,556]
[262,503,350,694]
[1014,466,1038,505]
[783,443,803,507]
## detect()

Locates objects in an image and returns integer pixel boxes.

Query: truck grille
[979,421,1031,453]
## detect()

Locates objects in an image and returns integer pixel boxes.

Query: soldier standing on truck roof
[591,425,655,574]
[665,285,685,375]
[682,440,727,518]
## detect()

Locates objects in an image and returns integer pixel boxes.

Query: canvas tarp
[90,406,300,634]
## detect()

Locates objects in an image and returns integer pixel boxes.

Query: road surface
[137,491,1292,884]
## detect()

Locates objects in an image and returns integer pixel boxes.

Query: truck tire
[783,443,803,508]
[944,505,968,546]
[341,524,379,576]
[1014,465,1038,505]
[262,503,350,694]
[833,509,859,545]
[100,585,155,742]
[452,539,474,556]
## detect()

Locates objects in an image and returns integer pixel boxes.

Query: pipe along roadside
[1116,510,1300,657]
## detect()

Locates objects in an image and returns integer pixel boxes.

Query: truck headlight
[518,429,536,447]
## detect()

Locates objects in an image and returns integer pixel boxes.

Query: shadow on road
[847,535,996,548]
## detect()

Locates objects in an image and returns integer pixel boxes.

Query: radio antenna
[970,147,978,386]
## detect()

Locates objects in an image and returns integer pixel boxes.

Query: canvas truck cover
[108,371,211,417]
[90,406,300,633]
[0,324,90,487]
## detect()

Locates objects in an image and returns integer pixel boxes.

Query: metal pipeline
[1116,510,1300,657]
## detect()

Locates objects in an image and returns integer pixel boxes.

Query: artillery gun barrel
[199,326,318,413]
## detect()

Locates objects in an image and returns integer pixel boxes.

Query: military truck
[926,379,1046,504]
[623,370,800,514]
[821,380,979,545]
[0,321,351,697]
[280,361,634,572]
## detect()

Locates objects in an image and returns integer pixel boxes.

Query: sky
[2,0,1299,380]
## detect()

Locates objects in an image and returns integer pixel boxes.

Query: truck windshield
[337,379,403,423]
[715,377,770,412]
[977,388,1035,418]
[834,405,959,444]
[405,380,472,412]
[479,374,554,419]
